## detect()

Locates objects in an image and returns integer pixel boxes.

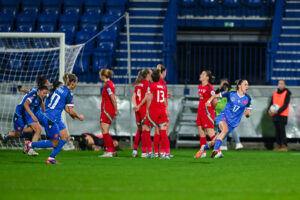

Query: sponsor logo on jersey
[231,97,235,102]
[54,134,58,138]
[17,127,21,131]
[243,100,247,104]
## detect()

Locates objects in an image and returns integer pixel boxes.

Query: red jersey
[198,83,215,111]
[101,80,115,111]
[148,82,167,109]
[159,78,167,93]
[134,79,149,111]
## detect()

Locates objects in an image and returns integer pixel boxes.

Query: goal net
[0,33,83,149]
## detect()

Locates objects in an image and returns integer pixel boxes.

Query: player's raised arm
[205,93,222,107]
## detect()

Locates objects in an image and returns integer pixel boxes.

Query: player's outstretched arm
[65,106,84,121]
[206,93,221,107]
[17,85,30,93]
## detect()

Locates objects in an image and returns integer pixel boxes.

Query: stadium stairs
[271,0,300,86]
[113,0,169,84]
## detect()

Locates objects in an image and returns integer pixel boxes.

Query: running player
[0,86,48,156]
[194,70,218,158]
[154,64,171,158]
[196,79,252,158]
[24,74,84,164]
[143,69,170,159]
[131,68,152,158]
[99,68,119,157]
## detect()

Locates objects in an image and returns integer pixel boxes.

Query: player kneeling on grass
[78,133,120,151]
[0,86,48,156]
[143,69,170,159]
[195,79,252,158]
[24,74,84,164]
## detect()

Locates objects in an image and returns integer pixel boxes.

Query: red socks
[200,137,207,147]
[142,130,152,153]
[160,130,170,154]
[154,134,160,154]
[210,135,216,141]
[103,133,115,152]
[133,130,142,150]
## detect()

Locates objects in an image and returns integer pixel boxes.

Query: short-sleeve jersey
[220,91,252,127]
[148,82,167,109]
[198,83,215,111]
[45,85,74,122]
[16,90,42,116]
[101,80,115,111]
[134,79,150,111]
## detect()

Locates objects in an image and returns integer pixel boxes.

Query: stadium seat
[42,0,61,7]
[181,0,196,7]
[16,24,34,32]
[101,14,120,28]
[59,12,79,25]
[36,23,56,32]
[80,24,99,35]
[85,7,102,16]
[38,13,58,24]
[81,13,101,25]
[58,24,76,44]
[64,7,81,15]
[0,13,14,24]
[0,23,13,32]
[200,0,218,7]
[1,7,18,16]
[223,0,241,16]
[21,7,40,15]
[16,12,37,27]
[76,30,94,50]
[93,50,113,73]
[1,0,21,7]
[85,0,104,8]
[43,7,60,16]
[63,0,83,14]
[244,0,263,7]
[73,52,91,73]
[22,0,41,7]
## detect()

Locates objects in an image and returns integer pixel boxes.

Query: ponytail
[204,70,215,83]
[132,71,143,86]
[157,64,166,74]
[99,68,114,79]
[63,74,78,86]
[132,68,151,86]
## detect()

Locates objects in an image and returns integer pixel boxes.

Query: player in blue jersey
[18,76,50,93]
[195,79,252,158]
[24,74,84,164]
[44,81,63,108]
[0,86,49,155]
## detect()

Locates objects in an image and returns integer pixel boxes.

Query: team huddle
[0,64,252,163]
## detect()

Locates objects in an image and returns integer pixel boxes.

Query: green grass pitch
[0,149,300,200]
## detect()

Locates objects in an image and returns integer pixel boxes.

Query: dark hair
[132,68,151,86]
[157,64,166,74]
[51,81,63,92]
[235,79,247,90]
[278,80,286,84]
[151,69,161,82]
[221,83,230,92]
[203,70,215,83]
[36,76,48,87]
[63,74,78,86]
[99,68,114,79]
[37,85,49,91]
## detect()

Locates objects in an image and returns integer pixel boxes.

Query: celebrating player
[196,79,252,158]
[194,70,218,158]
[24,74,84,164]
[0,86,48,156]
[18,76,50,93]
[99,68,119,157]
[131,68,152,158]
[143,69,170,159]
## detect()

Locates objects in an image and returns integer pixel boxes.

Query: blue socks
[50,140,66,158]
[213,139,223,151]
[31,140,54,148]
[203,144,210,151]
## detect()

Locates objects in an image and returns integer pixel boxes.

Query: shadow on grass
[11,160,44,165]
[189,161,212,164]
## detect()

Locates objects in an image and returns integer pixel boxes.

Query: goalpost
[0,32,83,149]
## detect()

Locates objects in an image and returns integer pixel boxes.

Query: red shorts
[100,107,115,124]
[135,109,146,125]
[196,108,215,128]
[144,107,168,127]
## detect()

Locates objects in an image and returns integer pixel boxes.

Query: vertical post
[125,12,133,147]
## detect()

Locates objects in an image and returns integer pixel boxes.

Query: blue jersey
[45,86,74,122]
[44,91,54,108]
[219,91,252,127]
[15,90,42,116]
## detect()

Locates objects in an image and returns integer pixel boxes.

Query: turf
[0,149,300,200]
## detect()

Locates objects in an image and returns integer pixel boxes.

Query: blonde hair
[63,74,78,86]
[157,64,166,73]
[99,68,114,78]
[132,68,151,86]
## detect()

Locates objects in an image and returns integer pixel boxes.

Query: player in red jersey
[131,68,152,158]
[143,69,170,159]
[99,68,119,157]
[194,70,218,158]
[154,64,172,157]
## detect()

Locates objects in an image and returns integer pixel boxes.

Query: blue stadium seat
[1,0,21,7]
[37,24,56,32]
[59,12,79,25]
[64,7,81,15]
[244,0,263,7]
[73,52,90,73]
[106,0,126,15]
[85,0,104,8]
[0,13,14,24]
[181,0,196,7]
[223,0,241,16]
[63,0,83,13]
[58,24,76,44]
[38,13,58,24]
[85,7,102,16]
[44,7,60,15]
[0,24,13,32]
[200,0,218,7]
[16,24,34,32]
[76,30,94,50]
[22,7,40,15]
[93,50,113,73]
[28,59,46,71]
[80,24,99,35]
[81,12,101,25]
[101,14,120,28]
[22,0,41,7]
[1,7,18,16]
[244,0,263,17]
[17,12,37,26]
[42,0,61,7]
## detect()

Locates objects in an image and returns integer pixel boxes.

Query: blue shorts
[39,114,60,140]
[24,111,35,124]
[56,120,66,131]
[13,113,25,133]
[216,113,235,139]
